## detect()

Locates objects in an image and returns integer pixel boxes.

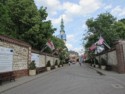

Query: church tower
[57,18,66,43]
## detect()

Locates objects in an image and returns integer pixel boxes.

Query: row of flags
[89,36,110,54]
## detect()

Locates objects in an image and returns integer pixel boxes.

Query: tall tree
[6,0,41,39]
[85,12,117,49]
[0,0,58,53]
[0,0,12,34]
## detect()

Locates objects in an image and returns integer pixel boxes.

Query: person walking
[77,59,81,66]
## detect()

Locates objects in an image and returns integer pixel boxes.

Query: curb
[0,66,66,93]
[88,65,105,76]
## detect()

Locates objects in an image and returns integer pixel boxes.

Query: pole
[41,45,47,52]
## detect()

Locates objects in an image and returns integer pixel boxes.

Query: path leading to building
[0,64,125,94]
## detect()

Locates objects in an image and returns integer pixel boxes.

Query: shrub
[55,60,58,66]
[60,60,63,66]
[29,60,36,70]
[101,58,107,66]
[46,60,51,67]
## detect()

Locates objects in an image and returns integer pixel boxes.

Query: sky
[34,0,125,55]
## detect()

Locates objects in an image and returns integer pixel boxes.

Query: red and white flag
[97,36,104,45]
[46,40,55,50]
[89,44,96,51]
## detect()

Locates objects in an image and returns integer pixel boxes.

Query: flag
[89,44,96,51]
[46,40,55,50]
[97,36,111,49]
[97,36,104,45]
[96,45,105,53]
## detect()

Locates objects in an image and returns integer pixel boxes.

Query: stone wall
[0,35,60,78]
[39,54,46,67]
[46,56,54,66]
[96,50,117,64]
[108,51,117,65]
[96,40,125,73]
[0,35,31,78]
[31,51,60,67]
[116,40,125,73]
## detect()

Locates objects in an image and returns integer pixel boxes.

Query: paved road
[1,64,125,94]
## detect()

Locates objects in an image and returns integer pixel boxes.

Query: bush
[29,60,36,70]
[100,58,107,66]
[46,60,51,67]
[55,60,58,66]
[60,60,63,66]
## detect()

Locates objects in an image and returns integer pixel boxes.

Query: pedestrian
[77,59,81,66]
[79,56,84,65]
[68,60,71,66]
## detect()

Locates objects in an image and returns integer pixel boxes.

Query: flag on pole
[46,40,55,50]
[97,36,104,45]
[89,44,96,51]
[96,45,105,53]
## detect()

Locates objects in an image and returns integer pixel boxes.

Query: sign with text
[0,47,13,73]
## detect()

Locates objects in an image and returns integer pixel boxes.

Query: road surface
[1,64,125,94]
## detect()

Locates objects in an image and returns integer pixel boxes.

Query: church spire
[56,18,66,43]
[60,18,65,34]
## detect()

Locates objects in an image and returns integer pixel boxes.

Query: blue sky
[34,0,125,55]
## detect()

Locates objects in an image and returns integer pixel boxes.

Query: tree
[112,19,125,40]
[85,12,117,49]
[6,0,41,39]
[0,0,63,54]
[0,1,12,34]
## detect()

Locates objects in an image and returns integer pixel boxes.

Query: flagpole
[103,42,111,49]
[41,45,47,52]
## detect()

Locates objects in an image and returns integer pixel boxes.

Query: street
[1,64,125,94]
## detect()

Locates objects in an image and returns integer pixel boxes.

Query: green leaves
[0,0,58,52]
[84,12,125,55]
[84,12,122,50]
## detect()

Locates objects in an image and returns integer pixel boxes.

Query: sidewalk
[87,63,125,86]
[0,67,64,93]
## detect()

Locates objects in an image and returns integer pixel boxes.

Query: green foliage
[6,0,40,38]
[60,60,63,66]
[0,0,57,52]
[55,60,58,65]
[0,1,12,34]
[85,12,117,49]
[29,61,36,70]
[46,60,51,67]
[84,12,125,53]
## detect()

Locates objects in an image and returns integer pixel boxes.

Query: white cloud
[34,0,102,25]
[66,42,85,55]
[67,34,74,41]
[73,47,85,55]
[111,6,125,17]
[60,0,102,25]
[104,4,112,10]
[34,0,61,16]
[49,14,73,25]
[66,43,73,50]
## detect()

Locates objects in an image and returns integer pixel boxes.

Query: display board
[31,53,39,67]
[0,47,13,73]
